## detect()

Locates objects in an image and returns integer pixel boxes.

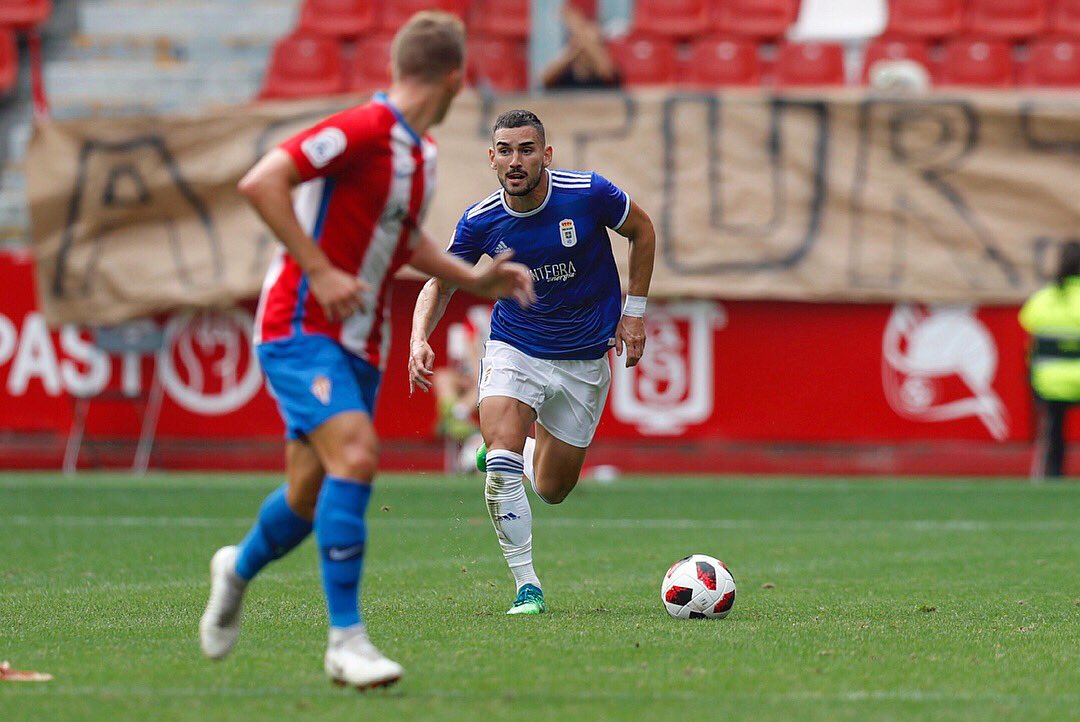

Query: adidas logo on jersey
[493,240,510,255]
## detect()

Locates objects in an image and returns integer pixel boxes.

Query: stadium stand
[884,0,965,38]
[606,34,678,86]
[345,32,392,93]
[860,36,932,82]
[775,40,846,86]
[379,0,469,33]
[470,0,530,40]
[1051,0,1080,35]
[681,36,763,87]
[468,35,528,92]
[938,37,1015,86]
[631,0,709,39]
[296,0,378,38]
[1022,36,1080,86]
[713,0,802,38]
[259,31,344,99]
[967,0,1048,39]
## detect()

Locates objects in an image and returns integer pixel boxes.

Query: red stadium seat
[607,36,677,86]
[259,33,346,99]
[468,37,528,92]
[775,42,846,87]
[347,34,393,93]
[885,0,964,38]
[471,0,530,39]
[632,0,709,38]
[967,0,1048,39]
[938,38,1015,87]
[1051,0,1080,36]
[297,0,378,38]
[1022,38,1080,86]
[682,37,762,87]
[0,29,15,94]
[860,37,932,83]
[379,0,469,32]
[713,0,800,39]
[0,0,50,29]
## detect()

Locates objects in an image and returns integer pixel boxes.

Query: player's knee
[332,441,379,481]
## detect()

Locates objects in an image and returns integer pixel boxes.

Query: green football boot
[475,442,487,473]
[506,583,545,615]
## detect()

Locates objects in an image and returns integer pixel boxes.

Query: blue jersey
[448,170,631,360]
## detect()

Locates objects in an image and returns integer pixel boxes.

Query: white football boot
[199,546,247,660]
[324,626,404,690]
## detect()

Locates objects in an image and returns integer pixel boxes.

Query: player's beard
[501,169,542,197]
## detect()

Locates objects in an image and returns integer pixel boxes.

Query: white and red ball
[660,554,736,619]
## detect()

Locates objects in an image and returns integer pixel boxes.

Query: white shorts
[478,341,611,448]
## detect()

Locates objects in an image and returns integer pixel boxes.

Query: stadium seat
[860,37,932,83]
[0,0,50,29]
[0,28,15,95]
[938,38,1015,87]
[471,0,530,39]
[632,0,709,38]
[713,0,801,39]
[884,0,964,38]
[347,34,393,93]
[967,0,1048,39]
[259,33,346,99]
[379,0,469,32]
[607,36,678,86]
[682,37,762,87]
[468,37,528,92]
[1051,0,1080,36]
[1022,38,1080,86]
[297,0,378,38]
[775,41,846,86]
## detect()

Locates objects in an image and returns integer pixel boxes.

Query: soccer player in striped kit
[409,109,656,615]
[199,12,534,689]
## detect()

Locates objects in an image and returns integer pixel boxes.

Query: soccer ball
[661,554,736,619]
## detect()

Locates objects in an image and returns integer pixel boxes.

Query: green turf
[0,473,1077,722]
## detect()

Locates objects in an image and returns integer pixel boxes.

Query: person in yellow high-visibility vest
[1019,240,1080,479]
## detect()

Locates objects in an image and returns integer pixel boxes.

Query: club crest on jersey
[559,219,578,247]
[300,127,347,169]
[311,375,332,405]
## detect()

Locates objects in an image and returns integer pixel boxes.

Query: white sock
[484,449,540,591]
[522,436,536,482]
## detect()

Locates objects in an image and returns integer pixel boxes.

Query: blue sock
[234,484,313,582]
[315,475,372,629]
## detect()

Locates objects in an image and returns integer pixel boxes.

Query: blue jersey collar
[373,91,423,145]
[501,170,552,218]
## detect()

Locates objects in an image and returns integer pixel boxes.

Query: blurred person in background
[1019,240,1080,480]
[198,11,533,691]
[540,5,621,90]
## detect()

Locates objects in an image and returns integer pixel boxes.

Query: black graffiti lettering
[661,95,828,274]
[53,136,221,299]
[848,99,1018,291]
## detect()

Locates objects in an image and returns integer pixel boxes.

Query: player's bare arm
[406,236,535,393]
[612,200,656,368]
[238,148,369,322]
[408,276,457,394]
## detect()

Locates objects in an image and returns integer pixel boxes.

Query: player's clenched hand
[308,265,368,321]
[408,339,435,395]
[474,251,536,307]
[615,315,646,368]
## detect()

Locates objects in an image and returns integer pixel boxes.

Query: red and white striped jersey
[254,93,437,370]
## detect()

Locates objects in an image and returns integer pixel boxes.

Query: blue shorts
[256,334,381,440]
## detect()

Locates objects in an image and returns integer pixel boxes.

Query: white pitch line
[0,516,1076,531]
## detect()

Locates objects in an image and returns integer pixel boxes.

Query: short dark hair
[492,109,545,146]
[391,11,466,82]
[1057,240,1080,286]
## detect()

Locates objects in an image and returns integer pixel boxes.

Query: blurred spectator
[541,5,621,90]
[1019,240,1080,480]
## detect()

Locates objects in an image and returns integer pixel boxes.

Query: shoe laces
[513,585,543,606]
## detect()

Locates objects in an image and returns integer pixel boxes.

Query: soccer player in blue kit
[409,109,656,614]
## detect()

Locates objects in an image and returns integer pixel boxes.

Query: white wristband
[622,295,647,318]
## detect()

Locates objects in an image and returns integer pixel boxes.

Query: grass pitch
[1,472,1077,721]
